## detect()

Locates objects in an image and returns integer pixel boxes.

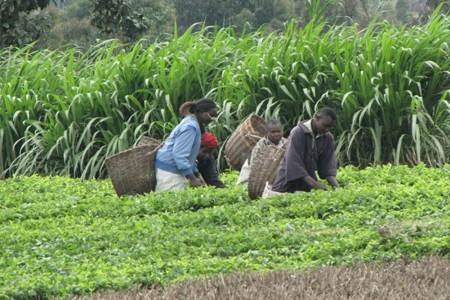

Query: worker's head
[313,107,337,135]
[266,119,284,145]
[179,99,218,126]
[198,132,218,161]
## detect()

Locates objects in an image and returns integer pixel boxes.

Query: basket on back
[138,136,162,148]
[106,137,163,197]
[247,145,285,200]
[224,113,266,170]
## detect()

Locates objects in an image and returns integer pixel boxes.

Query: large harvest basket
[248,145,285,200]
[224,113,266,170]
[138,136,162,148]
[105,145,159,197]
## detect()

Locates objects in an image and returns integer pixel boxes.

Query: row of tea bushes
[1,164,450,299]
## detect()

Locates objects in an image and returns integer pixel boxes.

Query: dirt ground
[71,256,450,300]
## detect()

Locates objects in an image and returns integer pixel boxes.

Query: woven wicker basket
[247,145,285,200]
[105,145,159,197]
[137,136,162,148]
[224,113,267,170]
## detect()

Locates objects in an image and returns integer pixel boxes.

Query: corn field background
[2,10,450,180]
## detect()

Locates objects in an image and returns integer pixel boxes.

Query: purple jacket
[272,121,337,193]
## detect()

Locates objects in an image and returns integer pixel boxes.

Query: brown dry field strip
[71,256,450,300]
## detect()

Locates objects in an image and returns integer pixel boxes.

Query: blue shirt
[155,115,201,176]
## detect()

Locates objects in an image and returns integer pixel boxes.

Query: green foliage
[427,0,450,12]
[305,0,335,23]
[2,0,448,50]
[1,165,450,299]
[0,0,57,47]
[3,13,450,178]
[332,14,450,167]
[36,15,105,51]
[90,0,148,41]
[1,0,171,48]
[396,0,413,24]
[134,0,176,41]
[62,0,93,20]
[170,0,254,32]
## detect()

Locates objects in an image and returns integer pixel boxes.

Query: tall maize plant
[331,15,450,167]
[2,7,450,179]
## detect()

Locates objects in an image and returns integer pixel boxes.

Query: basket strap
[244,133,264,140]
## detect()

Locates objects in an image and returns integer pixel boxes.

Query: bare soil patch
[72,256,450,300]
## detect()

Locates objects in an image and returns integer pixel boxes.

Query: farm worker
[236,119,288,185]
[155,98,218,192]
[196,132,227,188]
[263,107,339,198]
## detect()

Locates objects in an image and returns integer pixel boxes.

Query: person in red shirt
[196,132,227,188]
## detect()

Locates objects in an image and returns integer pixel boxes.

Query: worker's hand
[325,176,340,190]
[310,181,328,191]
[190,177,204,188]
[302,176,328,191]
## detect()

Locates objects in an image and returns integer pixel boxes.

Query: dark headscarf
[179,98,217,116]
[192,98,216,113]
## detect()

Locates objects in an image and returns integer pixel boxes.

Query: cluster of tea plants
[1,164,450,299]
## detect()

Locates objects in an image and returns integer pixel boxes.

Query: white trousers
[236,159,251,185]
[261,182,285,199]
[155,168,188,192]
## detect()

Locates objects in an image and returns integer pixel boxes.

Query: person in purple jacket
[155,98,218,192]
[266,107,340,197]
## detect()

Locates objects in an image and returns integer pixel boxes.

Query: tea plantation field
[1,164,450,299]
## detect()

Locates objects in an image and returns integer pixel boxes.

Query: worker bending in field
[154,99,218,192]
[263,107,339,197]
[236,119,288,185]
[197,132,227,188]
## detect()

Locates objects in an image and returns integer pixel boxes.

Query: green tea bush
[1,165,450,299]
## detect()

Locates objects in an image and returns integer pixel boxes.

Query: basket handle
[244,133,264,140]
[269,147,285,161]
